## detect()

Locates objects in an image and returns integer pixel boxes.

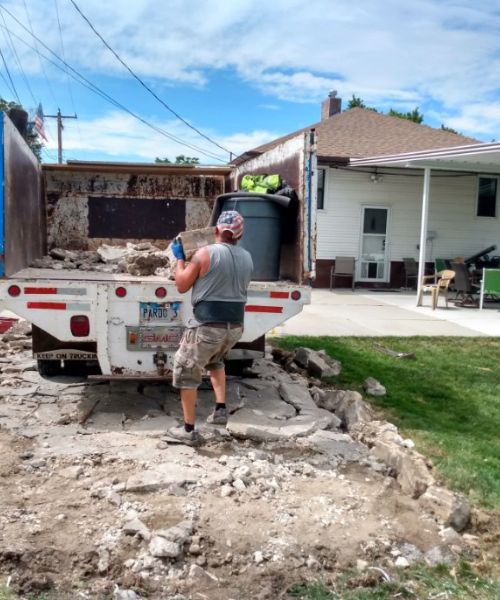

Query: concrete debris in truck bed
[30,228,215,278]
[31,243,173,277]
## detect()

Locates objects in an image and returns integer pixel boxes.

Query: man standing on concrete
[168,211,253,445]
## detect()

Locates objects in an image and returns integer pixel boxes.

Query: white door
[358,206,390,282]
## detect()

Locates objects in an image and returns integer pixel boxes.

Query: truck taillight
[155,287,167,298]
[115,287,127,298]
[70,315,90,337]
[8,285,21,297]
[291,290,301,301]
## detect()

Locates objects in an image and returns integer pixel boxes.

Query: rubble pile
[0,341,479,599]
[31,243,172,277]
[30,227,216,279]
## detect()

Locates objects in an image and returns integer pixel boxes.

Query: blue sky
[1,0,500,164]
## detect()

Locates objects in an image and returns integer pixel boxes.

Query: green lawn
[273,336,500,509]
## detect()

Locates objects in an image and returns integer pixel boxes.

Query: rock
[254,550,264,564]
[419,485,470,531]
[394,556,410,568]
[335,391,372,428]
[220,484,234,497]
[188,563,218,582]
[97,245,132,263]
[149,535,181,558]
[233,478,246,491]
[58,466,84,479]
[122,518,150,540]
[97,548,110,574]
[293,347,341,379]
[155,520,192,545]
[364,377,386,396]
[425,545,455,564]
[371,439,434,498]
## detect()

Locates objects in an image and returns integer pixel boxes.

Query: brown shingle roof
[246,107,480,161]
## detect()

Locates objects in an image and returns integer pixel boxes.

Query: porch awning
[349,141,500,175]
[349,141,500,305]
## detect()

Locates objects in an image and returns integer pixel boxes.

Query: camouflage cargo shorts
[172,324,243,389]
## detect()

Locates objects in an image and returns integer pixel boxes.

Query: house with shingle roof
[231,93,500,289]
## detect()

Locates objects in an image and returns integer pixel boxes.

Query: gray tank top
[188,243,253,327]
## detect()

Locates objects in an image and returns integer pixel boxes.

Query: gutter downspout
[416,166,431,305]
[306,130,317,281]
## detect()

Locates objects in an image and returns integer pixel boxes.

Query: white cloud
[4,0,500,142]
[45,111,281,163]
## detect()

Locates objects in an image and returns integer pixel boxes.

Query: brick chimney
[321,90,342,120]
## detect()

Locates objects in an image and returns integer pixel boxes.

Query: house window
[317,167,326,210]
[477,177,497,217]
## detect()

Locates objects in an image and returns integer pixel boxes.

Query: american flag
[33,103,48,141]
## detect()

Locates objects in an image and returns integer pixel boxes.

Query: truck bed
[11,267,170,282]
[10,268,301,289]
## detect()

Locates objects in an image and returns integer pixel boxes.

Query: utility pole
[45,109,77,164]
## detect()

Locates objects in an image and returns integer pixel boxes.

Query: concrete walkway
[273,289,500,337]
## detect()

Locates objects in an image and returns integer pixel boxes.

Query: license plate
[139,301,181,324]
[126,326,184,350]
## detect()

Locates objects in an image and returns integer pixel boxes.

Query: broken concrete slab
[297,430,368,461]
[419,485,471,532]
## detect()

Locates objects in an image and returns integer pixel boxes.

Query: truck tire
[37,360,63,378]
[224,358,254,376]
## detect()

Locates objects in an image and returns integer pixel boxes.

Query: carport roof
[350,141,500,175]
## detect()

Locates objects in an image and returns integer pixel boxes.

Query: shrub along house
[231,93,500,289]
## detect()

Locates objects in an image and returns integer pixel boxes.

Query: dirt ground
[0,328,492,599]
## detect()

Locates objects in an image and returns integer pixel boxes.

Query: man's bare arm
[175,247,209,293]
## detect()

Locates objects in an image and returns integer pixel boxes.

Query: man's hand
[171,237,186,260]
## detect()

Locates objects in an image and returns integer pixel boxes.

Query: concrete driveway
[273,289,500,337]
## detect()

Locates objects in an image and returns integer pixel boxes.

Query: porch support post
[416,166,431,306]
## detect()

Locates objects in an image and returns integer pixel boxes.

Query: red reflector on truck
[8,285,20,297]
[24,287,58,294]
[27,302,66,310]
[245,305,283,314]
[291,291,301,301]
[155,287,167,298]
[270,291,289,299]
[116,287,127,298]
[70,315,90,337]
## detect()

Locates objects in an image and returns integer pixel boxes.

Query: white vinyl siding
[317,167,498,263]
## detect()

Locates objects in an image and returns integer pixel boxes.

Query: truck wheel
[37,360,62,378]
[224,359,254,376]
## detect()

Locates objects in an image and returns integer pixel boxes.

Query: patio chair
[330,257,355,291]
[435,258,452,273]
[402,258,418,289]
[417,269,455,310]
[479,269,500,309]
[451,262,479,307]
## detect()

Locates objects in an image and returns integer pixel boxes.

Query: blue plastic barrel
[222,197,282,281]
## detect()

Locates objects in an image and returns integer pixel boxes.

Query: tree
[155,155,200,165]
[441,124,459,134]
[347,95,378,112]
[0,98,44,162]
[388,107,424,124]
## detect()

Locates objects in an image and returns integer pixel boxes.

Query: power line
[54,0,87,160]
[69,0,233,157]
[0,9,36,104]
[22,0,58,106]
[0,46,20,103]
[0,11,227,162]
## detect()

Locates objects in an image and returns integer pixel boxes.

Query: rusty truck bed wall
[226,133,313,284]
[43,164,227,251]
[1,113,45,277]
